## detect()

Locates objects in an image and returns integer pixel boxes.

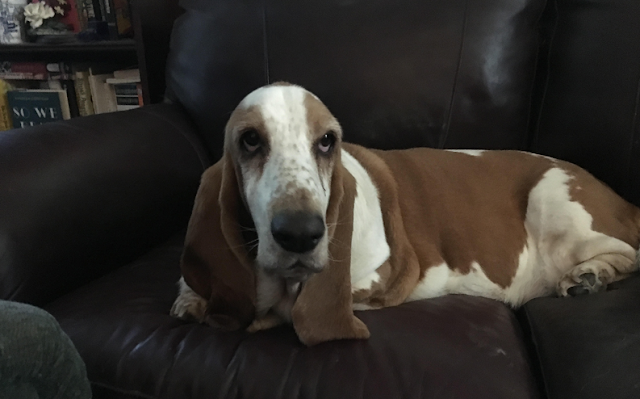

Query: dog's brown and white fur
[171,83,640,339]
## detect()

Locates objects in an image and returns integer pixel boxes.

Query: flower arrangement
[23,0,70,30]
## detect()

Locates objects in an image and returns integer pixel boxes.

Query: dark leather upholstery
[0,104,207,306]
[532,0,640,205]
[523,1,640,398]
[523,275,640,399]
[166,0,546,160]
[1,0,639,397]
[46,233,539,399]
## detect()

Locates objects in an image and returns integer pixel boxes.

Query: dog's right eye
[241,130,261,153]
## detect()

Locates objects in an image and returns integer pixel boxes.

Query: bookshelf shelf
[0,40,138,63]
[0,40,136,53]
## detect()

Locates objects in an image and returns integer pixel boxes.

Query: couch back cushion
[165,0,546,161]
[531,0,640,205]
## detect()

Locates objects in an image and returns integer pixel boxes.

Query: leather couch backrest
[531,0,640,205]
[164,0,640,207]
[165,0,546,161]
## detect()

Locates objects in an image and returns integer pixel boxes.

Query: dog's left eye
[241,130,262,153]
[318,133,336,154]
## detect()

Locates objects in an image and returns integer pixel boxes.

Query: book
[75,0,88,30]
[101,0,118,39]
[0,80,12,131]
[83,0,102,21]
[46,62,73,81]
[60,0,83,33]
[113,0,132,38]
[111,82,142,111]
[115,95,140,111]
[0,62,48,80]
[7,90,71,128]
[74,70,95,117]
[59,80,81,118]
[88,70,117,114]
[113,83,137,96]
[137,83,143,106]
[109,68,140,81]
[107,68,142,111]
[37,65,79,118]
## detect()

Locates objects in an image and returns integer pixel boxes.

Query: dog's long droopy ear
[180,155,256,330]
[291,162,371,346]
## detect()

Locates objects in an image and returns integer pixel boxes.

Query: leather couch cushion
[166,0,546,161]
[46,233,540,399]
[522,274,640,399]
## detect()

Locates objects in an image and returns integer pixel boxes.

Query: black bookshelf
[0,40,137,63]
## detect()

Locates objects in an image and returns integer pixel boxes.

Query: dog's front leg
[247,278,301,333]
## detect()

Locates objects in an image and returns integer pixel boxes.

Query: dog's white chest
[341,149,390,291]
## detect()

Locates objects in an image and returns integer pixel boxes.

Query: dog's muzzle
[269,210,325,280]
[271,210,325,253]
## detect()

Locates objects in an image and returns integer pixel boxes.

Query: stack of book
[0,61,143,130]
[65,0,133,40]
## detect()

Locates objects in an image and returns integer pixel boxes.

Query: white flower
[54,5,64,15]
[58,0,67,4]
[23,2,56,29]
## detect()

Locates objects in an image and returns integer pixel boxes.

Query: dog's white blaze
[242,85,327,207]
[445,149,486,157]
[342,149,390,291]
[239,85,332,270]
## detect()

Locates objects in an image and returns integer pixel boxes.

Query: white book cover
[88,69,117,114]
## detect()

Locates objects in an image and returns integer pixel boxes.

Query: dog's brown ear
[291,163,371,346]
[180,155,256,330]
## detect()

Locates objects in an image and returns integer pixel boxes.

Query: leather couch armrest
[0,104,209,306]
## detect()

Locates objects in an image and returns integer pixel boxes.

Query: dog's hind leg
[557,252,638,297]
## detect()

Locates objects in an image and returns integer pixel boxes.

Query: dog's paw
[246,313,284,333]
[558,272,604,297]
[170,287,208,322]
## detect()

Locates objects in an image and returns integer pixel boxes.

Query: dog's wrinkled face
[225,84,342,282]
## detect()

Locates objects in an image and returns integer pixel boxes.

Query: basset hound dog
[170,83,640,346]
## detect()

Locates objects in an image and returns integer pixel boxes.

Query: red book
[0,62,48,80]
[60,0,83,32]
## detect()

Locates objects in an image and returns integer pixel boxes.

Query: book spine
[74,71,95,117]
[115,96,140,106]
[112,81,142,112]
[0,80,12,131]
[137,83,143,106]
[82,0,98,21]
[113,0,132,38]
[74,0,89,31]
[61,80,80,118]
[60,0,83,33]
[92,0,103,20]
[113,83,137,96]
[0,72,46,80]
[46,62,73,81]
[101,0,118,39]
[0,62,49,80]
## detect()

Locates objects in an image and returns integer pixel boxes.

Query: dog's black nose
[271,211,325,253]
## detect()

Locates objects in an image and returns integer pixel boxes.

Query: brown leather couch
[2,0,640,398]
